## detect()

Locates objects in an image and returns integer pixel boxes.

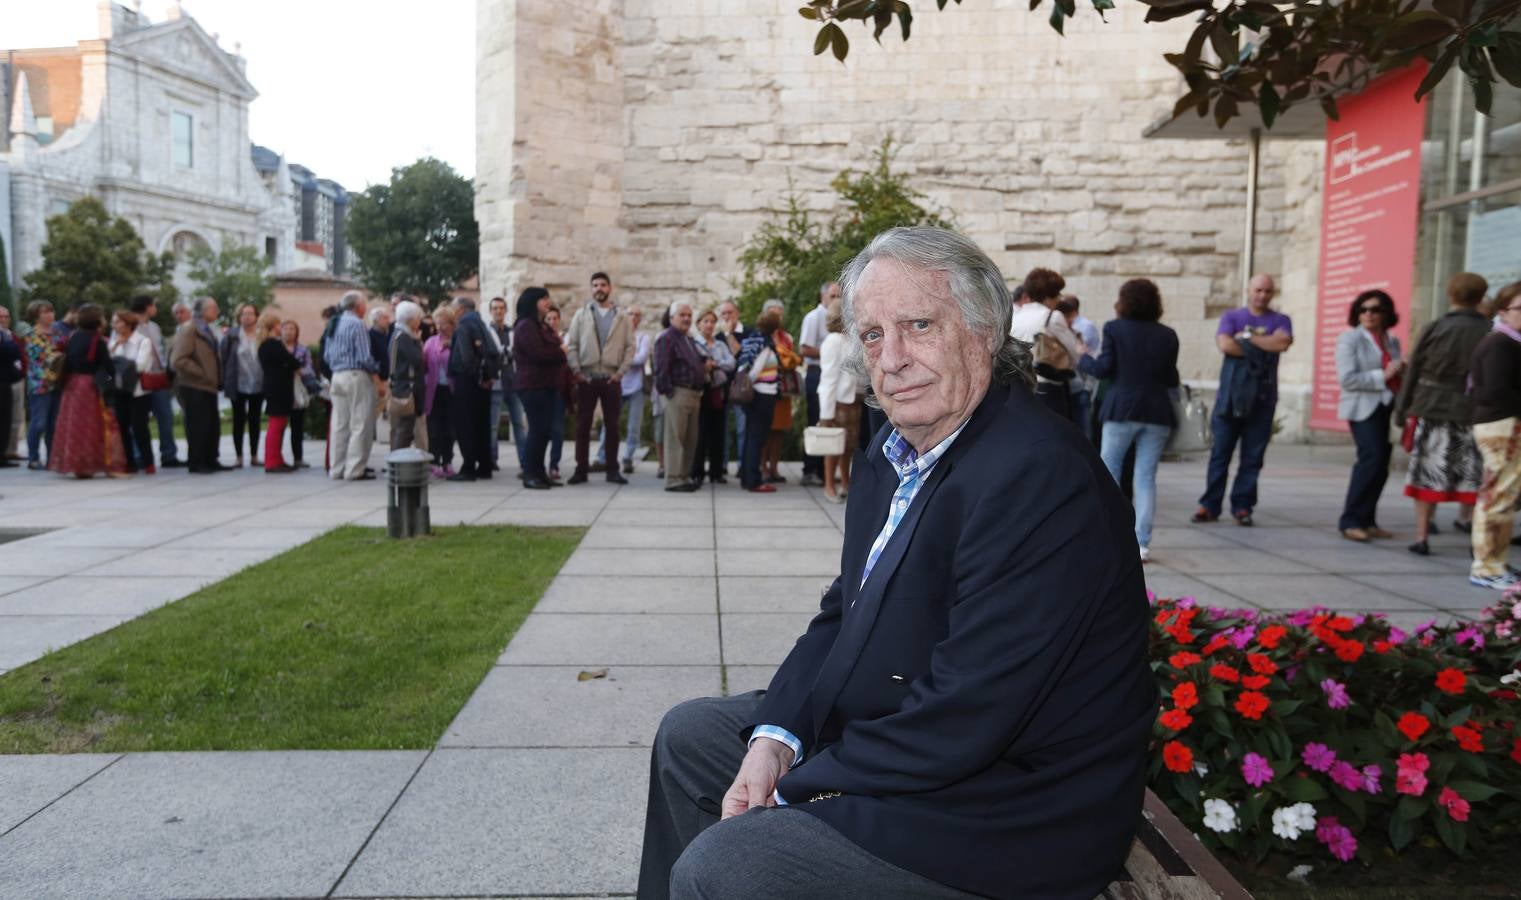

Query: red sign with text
[1310,65,1428,431]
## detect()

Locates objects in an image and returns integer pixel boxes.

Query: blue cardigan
[1078,317,1180,426]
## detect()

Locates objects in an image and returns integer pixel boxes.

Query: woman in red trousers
[256,311,300,473]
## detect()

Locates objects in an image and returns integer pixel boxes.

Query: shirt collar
[880,419,969,481]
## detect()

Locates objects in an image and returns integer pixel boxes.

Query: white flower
[1194,762,1210,777]
[1502,670,1521,688]
[1202,798,1238,833]
[1286,864,1314,885]
[1272,802,1317,840]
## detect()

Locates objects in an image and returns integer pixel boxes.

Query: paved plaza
[0,436,1501,898]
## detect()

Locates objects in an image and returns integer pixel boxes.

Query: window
[172,111,193,168]
[35,115,53,146]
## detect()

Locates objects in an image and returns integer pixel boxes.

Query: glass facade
[1413,69,1521,328]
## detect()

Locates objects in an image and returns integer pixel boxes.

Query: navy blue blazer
[750,382,1155,900]
[1078,317,1180,427]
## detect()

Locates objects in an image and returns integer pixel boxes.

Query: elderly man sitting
[638,227,1155,900]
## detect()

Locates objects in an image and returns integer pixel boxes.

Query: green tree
[798,0,1521,127]
[18,197,167,310]
[347,157,479,305]
[187,243,273,313]
[734,137,951,333]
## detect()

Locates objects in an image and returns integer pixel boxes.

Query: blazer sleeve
[777,457,1119,801]
[750,577,845,747]
[1165,328,1180,388]
[1336,330,1385,393]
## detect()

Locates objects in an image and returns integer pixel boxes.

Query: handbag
[1165,385,1211,454]
[139,336,170,391]
[1033,309,1074,374]
[729,370,754,406]
[1400,416,1418,453]
[292,372,310,410]
[803,425,846,456]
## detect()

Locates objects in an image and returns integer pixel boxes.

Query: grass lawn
[0,525,582,753]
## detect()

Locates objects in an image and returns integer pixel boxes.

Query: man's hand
[721,739,793,820]
[819,418,837,428]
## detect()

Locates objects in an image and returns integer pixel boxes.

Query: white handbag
[1166,386,1211,454]
[803,425,847,457]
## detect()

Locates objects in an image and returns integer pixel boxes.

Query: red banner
[1309,65,1428,431]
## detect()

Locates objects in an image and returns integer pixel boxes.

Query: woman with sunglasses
[1335,290,1404,542]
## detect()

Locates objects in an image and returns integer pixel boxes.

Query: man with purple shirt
[1195,274,1294,526]
[655,300,712,493]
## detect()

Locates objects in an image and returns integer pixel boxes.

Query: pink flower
[1320,678,1350,710]
[1303,742,1337,773]
[1329,761,1363,792]
[1396,752,1429,797]
[1315,815,1358,862]
[1360,764,1382,795]
[1388,626,1408,644]
[1438,786,1471,822]
[1241,752,1275,788]
[1228,626,1257,649]
[1455,626,1485,650]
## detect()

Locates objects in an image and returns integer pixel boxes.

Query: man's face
[719,303,738,329]
[1247,275,1276,314]
[0,308,10,329]
[202,300,220,323]
[239,306,257,328]
[355,299,368,320]
[853,258,992,449]
[673,306,693,333]
[822,283,841,306]
[591,277,612,305]
[490,300,507,325]
[376,310,393,330]
[174,305,191,324]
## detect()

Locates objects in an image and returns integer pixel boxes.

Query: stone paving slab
[725,665,781,696]
[1192,574,1438,611]
[1350,573,1498,611]
[716,527,844,551]
[14,524,202,549]
[721,612,817,666]
[334,748,646,899]
[0,615,133,670]
[0,545,133,575]
[0,576,209,617]
[581,525,716,549]
[474,507,604,527]
[0,750,424,900]
[0,575,52,596]
[499,614,721,666]
[717,548,841,577]
[560,548,715,577]
[0,753,120,834]
[536,575,716,614]
[441,666,721,748]
[718,575,834,613]
[77,547,276,579]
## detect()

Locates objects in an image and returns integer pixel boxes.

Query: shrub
[1147,596,1521,867]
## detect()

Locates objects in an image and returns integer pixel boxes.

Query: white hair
[395,301,423,329]
[668,299,694,318]
[364,306,385,328]
[837,227,1033,405]
[762,298,785,312]
[339,290,364,312]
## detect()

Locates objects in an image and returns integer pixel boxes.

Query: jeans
[1340,403,1392,531]
[1101,420,1170,548]
[26,392,50,463]
[550,392,566,471]
[488,387,503,465]
[802,366,822,477]
[519,387,556,480]
[1198,400,1276,516]
[740,393,778,489]
[149,388,180,462]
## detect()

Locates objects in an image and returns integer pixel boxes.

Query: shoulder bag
[1165,385,1211,454]
[139,336,171,392]
[1033,309,1074,375]
[386,333,416,418]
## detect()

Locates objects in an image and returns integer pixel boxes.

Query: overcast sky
[2,0,475,191]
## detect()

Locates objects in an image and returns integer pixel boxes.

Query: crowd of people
[4,261,1521,591]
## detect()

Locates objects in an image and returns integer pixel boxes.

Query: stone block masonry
[478,0,1328,439]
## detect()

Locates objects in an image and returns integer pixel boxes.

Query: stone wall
[478,0,1330,437]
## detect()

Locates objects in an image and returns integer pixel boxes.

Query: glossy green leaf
[1282,777,1329,803]
[1449,780,1503,802]
[1389,811,1418,851]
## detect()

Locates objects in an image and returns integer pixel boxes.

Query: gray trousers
[639,692,976,900]
[662,386,701,488]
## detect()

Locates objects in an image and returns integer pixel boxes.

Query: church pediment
[112,18,257,100]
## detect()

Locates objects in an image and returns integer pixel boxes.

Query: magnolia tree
[798,0,1521,127]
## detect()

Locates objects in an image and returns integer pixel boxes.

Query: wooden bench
[1100,790,1254,900]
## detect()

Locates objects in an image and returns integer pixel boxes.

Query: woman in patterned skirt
[49,304,128,479]
[1394,272,1491,556]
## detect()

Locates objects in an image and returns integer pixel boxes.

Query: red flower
[1374,640,1394,654]
[1159,708,1193,731]
[1202,635,1230,656]
[1333,639,1365,663]
[1169,651,1202,669]
[1327,616,1355,633]
[1435,668,1467,695]
[1257,625,1287,649]
[1397,712,1431,743]
[1247,653,1278,675]
[1511,737,1521,765]
[1155,609,1176,625]
[1172,682,1199,711]
[1166,622,1196,645]
[1209,664,1241,683]
[1235,691,1270,720]
[1163,740,1194,773]
[1242,674,1271,690]
[1452,725,1484,753]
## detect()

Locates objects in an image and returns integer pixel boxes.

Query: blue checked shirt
[751,421,969,804]
[324,312,378,374]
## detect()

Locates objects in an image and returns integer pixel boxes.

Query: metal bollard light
[385,448,433,539]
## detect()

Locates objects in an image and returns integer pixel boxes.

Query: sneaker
[1469,572,1519,591]
[1138,546,1151,564]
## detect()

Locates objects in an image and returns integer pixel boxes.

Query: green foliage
[347,157,479,305]
[17,197,169,312]
[733,137,951,335]
[0,525,582,752]
[186,242,274,313]
[797,0,1521,125]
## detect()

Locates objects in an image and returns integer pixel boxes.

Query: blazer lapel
[839,448,888,611]
[808,457,954,742]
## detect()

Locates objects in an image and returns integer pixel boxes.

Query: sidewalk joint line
[324,749,433,899]
[0,752,125,839]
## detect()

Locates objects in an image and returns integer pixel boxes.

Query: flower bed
[1148,593,1521,869]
